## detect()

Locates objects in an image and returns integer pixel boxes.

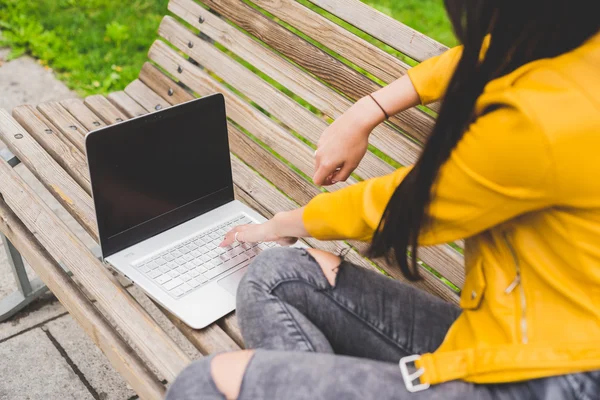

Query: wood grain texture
[158,17,392,181]
[251,0,444,113]
[107,91,148,118]
[307,0,448,62]
[148,40,350,192]
[37,102,86,153]
[156,302,241,355]
[192,0,434,143]
[168,0,423,167]
[254,0,409,83]
[90,86,247,356]
[0,110,97,239]
[12,105,91,193]
[148,40,464,289]
[0,198,166,400]
[60,98,107,131]
[218,313,244,349]
[0,155,191,381]
[84,95,129,125]
[139,62,194,105]
[124,79,171,113]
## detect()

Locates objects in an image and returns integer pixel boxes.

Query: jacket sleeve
[302,96,555,246]
[407,37,491,105]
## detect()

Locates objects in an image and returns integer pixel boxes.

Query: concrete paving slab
[0,328,94,400]
[0,294,66,341]
[0,54,78,113]
[46,315,135,400]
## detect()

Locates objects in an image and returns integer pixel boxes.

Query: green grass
[0,0,455,97]
[0,0,167,96]
[362,0,457,48]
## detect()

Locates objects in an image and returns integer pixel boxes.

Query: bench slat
[12,105,91,193]
[255,0,409,83]
[125,79,171,113]
[158,17,393,181]
[107,91,147,118]
[60,98,107,131]
[85,89,245,355]
[0,198,166,400]
[37,102,86,153]
[168,0,423,168]
[0,111,97,239]
[0,137,191,381]
[149,40,350,191]
[196,0,434,143]
[252,0,444,113]
[307,0,448,62]
[139,63,193,106]
[148,40,465,290]
[85,95,129,125]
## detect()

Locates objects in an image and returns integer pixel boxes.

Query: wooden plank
[124,79,171,113]
[139,62,193,105]
[148,40,350,192]
[250,0,443,113]
[84,95,128,125]
[156,303,241,355]
[0,110,97,239]
[253,0,409,83]
[0,155,191,381]
[0,198,166,400]
[60,98,107,131]
[307,0,448,62]
[192,0,434,143]
[107,91,148,118]
[89,89,245,356]
[12,105,91,194]
[148,42,464,289]
[218,313,244,349]
[168,0,423,168]
[158,17,393,181]
[37,102,86,153]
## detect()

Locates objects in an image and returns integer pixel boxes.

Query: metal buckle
[399,355,430,393]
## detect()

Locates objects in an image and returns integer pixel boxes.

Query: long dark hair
[368,0,599,281]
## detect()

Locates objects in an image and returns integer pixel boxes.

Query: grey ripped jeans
[166,247,600,399]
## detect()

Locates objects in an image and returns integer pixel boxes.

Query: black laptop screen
[87,95,234,257]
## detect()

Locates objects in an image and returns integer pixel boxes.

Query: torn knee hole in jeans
[304,248,347,289]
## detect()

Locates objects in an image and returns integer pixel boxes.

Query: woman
[167,0,600,398]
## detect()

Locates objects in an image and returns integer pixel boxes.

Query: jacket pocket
[460,261,487,309]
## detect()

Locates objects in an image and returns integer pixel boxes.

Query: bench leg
[0,233,49,322]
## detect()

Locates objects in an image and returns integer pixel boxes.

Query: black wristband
[368,94,390,120]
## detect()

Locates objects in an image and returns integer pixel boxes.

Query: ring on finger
[234,231,240,243]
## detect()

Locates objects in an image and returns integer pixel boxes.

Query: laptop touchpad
[218,267,248,296]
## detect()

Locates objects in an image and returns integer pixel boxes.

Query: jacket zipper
[503,233,528,344]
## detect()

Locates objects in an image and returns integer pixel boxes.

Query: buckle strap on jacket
[413,343,600,385]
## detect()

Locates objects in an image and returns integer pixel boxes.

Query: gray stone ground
[0,49,200,399]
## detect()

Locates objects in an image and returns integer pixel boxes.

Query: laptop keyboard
[132,215,276,299]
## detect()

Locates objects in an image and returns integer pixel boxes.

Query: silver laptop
[86,94,289,329]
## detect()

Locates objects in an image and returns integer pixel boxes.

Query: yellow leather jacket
[303,32,600,385]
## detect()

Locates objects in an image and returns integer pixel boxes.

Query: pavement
[0,49,201,400]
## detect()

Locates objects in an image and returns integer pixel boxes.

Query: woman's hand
[219,221,298,247]
[313,75,421,186]
[219,209,309,247]
[313,96,385,186]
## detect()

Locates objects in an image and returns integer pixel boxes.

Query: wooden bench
[0,0,463,398]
